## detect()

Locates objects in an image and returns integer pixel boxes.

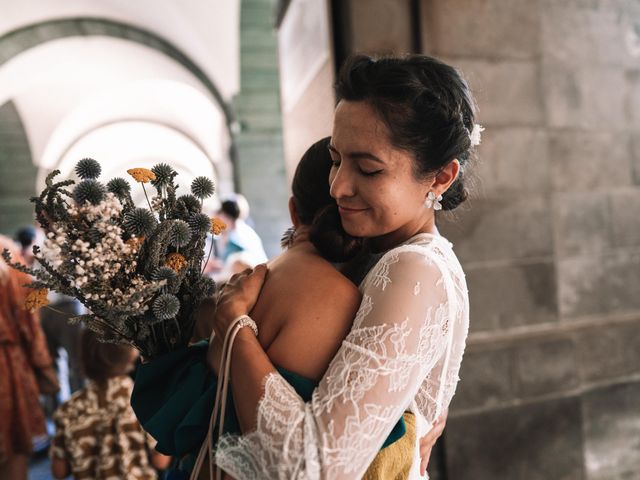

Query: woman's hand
[213,264,268,341]
[419,409,448,476]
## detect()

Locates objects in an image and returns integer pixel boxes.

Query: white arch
[57,121,222,213]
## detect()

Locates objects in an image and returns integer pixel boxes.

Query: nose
[329,163,355,200]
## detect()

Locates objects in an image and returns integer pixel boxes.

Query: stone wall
[422,0,640,478]
[0,101,37,235]
[327,0,640,478]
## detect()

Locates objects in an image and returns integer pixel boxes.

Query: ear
[288,197,301,228]
[429,159,460,197]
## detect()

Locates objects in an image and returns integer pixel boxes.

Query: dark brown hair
[81,329,135,384]
[335,54,477,210]
[291,137,362,262]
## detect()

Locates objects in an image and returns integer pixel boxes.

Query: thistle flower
[123,208,157,237]
[127,168,156,183]
[153,293,180,320]
[25,288,49,312]
[170,220,191,248]
[107,177,131,199]
[165,252,187,272]
[73,180,106,205]
[75,158,102,179]
[151,163,176,187]
[211,217,227,235]
[177,195,201,214]
[152,266,177,282]
[189,213,211,235]
[191,176,215,199]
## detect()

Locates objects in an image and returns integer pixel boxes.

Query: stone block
[445,59,544,127]
[540,0,640,68]
[627,70,640,128]
[472,127,550,198]
[549,131,632,192]
[610,190,640,248]
[573,321,635,383]
[439,195,554,263]
[515,338,579,398]
[543,65,626,129]
[553,192,612,258]
[422,0,540,59]
[466,261,558,332]
[605,250,640,313]
[348,0,413,54]
[557,255,608,318]
[450,346,516,412]
[445,396,585,479]
[582,381,640,479]
[632,133,640,185]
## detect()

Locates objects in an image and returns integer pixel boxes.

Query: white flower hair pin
[469,124,485,147]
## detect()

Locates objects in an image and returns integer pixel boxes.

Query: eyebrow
[328,144,385,164]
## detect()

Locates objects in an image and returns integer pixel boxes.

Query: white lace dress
[216,233,469,479]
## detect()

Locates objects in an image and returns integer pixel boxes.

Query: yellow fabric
[362,412,416,480]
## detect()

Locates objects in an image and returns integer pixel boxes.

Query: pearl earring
[425,191,443,211]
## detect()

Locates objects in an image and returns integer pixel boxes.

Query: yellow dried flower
[24,288,49,312]
[165,252,187,272]
[211,217,227,236]
[127,168,156,183]
[126,236,145,250]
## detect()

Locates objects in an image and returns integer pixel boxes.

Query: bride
[209,53,477,479]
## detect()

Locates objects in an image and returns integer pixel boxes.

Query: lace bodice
[216,233,469,479]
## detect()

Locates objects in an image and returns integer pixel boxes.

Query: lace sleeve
[216,244,458,479]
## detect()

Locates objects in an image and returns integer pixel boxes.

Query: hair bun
[441,174,468,211]
[309,204,362,262]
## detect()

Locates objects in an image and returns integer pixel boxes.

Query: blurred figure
[40,293,84,400]
[209,196,268,280]
[50,330,170,479]
[0,235,56,480]
[14,225,37,267]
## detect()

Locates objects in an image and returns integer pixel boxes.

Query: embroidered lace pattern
[216,234,469,479]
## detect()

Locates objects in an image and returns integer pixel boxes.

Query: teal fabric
[131,342,406,458]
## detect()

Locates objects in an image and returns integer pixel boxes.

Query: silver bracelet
[233,314,258,336]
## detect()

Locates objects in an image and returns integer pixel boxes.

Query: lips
[338,205,368,215]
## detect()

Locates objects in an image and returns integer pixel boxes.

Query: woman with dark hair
[133,138,414,479]
[208,54,478,479]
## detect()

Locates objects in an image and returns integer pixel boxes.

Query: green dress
[131,341,406,473]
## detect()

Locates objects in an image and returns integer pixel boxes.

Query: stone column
[0,101,37,235]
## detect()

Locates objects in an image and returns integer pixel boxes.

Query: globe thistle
[151,163,176,187]
[152,266,177,283]
[177,195,201,214]
[107,177,131,199]
[191,176,215,199]
[75,158,102,179]
[152,293,180,320]
[73,179,106,205]
[123,208,157,237]
[170,220,191,248]
[189,213,211,235]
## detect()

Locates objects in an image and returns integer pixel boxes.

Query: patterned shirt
[50,375,158,479]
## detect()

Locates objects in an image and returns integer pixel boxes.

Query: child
[50,330,170,479]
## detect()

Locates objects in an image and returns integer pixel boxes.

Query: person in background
[0,235,56,480]
[14,225,37,267]
[209,197,268,281]
[50,330,170,479]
